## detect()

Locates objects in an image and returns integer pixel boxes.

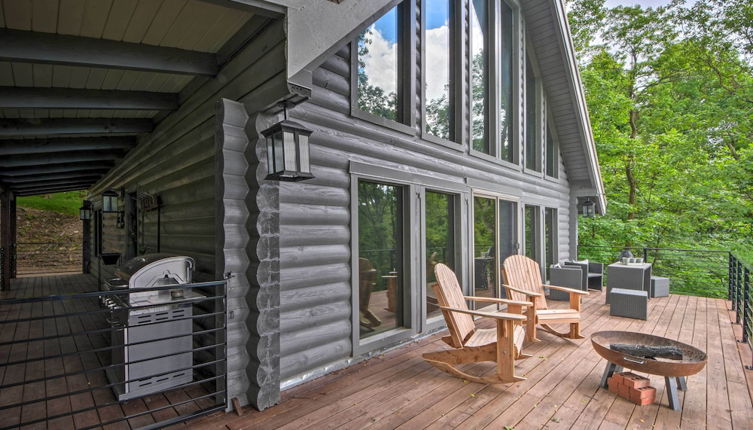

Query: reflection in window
[425,0,453,140]
[545,207,557,281]
[473,196,496,299]
[546,127,558,178]
[358,181,404,338]
[357,7,400,122]
[470,0,488,153]
[425,191,455,320]
[499,1,514,162]
[525,56,540,171]
[499,200,518,264]
[525,205,540,262]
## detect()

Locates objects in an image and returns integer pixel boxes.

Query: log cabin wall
[278,0,576,388]
[87,18,287,407]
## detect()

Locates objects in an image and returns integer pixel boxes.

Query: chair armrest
[439,306,526,321]
[464,296,533,307]
[544,284,589,296]
[501,284,544,297]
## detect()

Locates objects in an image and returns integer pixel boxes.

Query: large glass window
[470,0,488,153]
[357,6,402,122]
[499,200,518,264]
[545,207,557,281]
[358,181,405,339]
[524,205,540,262]
[525,56,540,172]
[473,196,496,298]
[425,191,456,320]
[546,127,558,178]
[424,0,454,141]
[499,2,514,162]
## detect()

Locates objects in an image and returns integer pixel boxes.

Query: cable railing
[729,253,752,370]
[0,279,227,429]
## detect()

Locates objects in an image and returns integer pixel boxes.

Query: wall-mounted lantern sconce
[582,198,596,218]
[263,103,314,182]
[79,201,92,221]
[102,190,119,213]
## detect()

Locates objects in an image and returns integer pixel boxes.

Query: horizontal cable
[0,342,226,391]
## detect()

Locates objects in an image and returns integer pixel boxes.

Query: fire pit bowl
[592,331,707,377]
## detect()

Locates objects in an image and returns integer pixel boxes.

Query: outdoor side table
[606,262,652,304]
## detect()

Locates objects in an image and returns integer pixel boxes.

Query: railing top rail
[0,279,226,305]
[579,245,731,254]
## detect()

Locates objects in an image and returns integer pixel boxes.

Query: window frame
[523,40,545,176]
[468,0,521,169]
[470,189,521,305]
[544,207,558,281]
[420,0,464,150]
[545,107,560,180]
[350,172,418,356]
[350,0,417,136]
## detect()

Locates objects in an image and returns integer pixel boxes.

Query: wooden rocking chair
[502,255,588,342]
[422,263,533,384]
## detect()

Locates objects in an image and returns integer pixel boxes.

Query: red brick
[610,372,625,385]
[630,386,656,403]
[621,372,650,389]
[607,377,620,393]
[618,384,631,399]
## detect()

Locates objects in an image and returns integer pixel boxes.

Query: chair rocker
[502,255,588,342]
[422,263,532,384]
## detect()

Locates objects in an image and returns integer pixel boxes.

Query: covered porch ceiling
[0,0,281,196]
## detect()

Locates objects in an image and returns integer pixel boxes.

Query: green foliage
[16,191,86,216]
[569,0,753,298]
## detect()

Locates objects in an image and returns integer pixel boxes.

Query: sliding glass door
[425,191,456,320]
[473,194,519,301]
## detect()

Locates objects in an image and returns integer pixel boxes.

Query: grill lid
[114,253,194,288]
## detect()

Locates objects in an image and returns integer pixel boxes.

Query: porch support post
[9,196,16,279]
[1,190,11,290]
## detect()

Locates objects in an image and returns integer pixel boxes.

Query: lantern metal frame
[263,104,314,182]
[79,201,92,221]
[582,198,596,218]
[102,190,119,213]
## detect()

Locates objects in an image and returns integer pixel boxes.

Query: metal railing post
[643,247,648,263]
[742,267,749,344]
[729,253,735,304]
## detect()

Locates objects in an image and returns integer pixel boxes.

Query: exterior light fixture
[263,104,314,182]
[582,198,596,218]
[79,201,92,220]
[102,190,119,213]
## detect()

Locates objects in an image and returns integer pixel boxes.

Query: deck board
[198,289,753,430]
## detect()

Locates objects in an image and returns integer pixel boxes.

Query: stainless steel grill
[104,254,204,401]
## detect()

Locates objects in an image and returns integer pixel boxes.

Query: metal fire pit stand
[600,361,687,410]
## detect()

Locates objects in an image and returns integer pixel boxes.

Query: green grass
[16,191,87,216]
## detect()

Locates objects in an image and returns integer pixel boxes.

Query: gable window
[525,55,541,172]
[498,1,515,162]
[470,0,489,153]
[423,0,456,142]
[546,125,558,178]
[355,4,410,127]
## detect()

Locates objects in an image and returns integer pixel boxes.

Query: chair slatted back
[502,255,548,310]
[433,264,475,347]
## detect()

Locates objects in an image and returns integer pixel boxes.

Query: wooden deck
[0,274,216,429]
[191,290,753,430]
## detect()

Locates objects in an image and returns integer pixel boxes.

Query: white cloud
[424,24,450,102]
[361,25,398,95]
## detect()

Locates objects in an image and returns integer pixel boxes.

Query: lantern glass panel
[79,207,91,220]
[103,194,118,213]
[297,133,311,174]
[266,134,276,176]
[283,128,297,172]
[273,131,285,174]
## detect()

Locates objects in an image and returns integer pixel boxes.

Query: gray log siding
[277,3,575,385]
[87,19,288,409]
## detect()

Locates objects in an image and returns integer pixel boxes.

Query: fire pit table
[592,331,707,410]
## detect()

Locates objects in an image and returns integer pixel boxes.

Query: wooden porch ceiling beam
[0,29,218,76]
[0,118,154,137]
[0,87,178,110]
[0,162,115,177]
[1,172,105,184]
[14,184,94,196]
[0,152,123,168]
[10,178,98,191]
[0,136,136,156]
